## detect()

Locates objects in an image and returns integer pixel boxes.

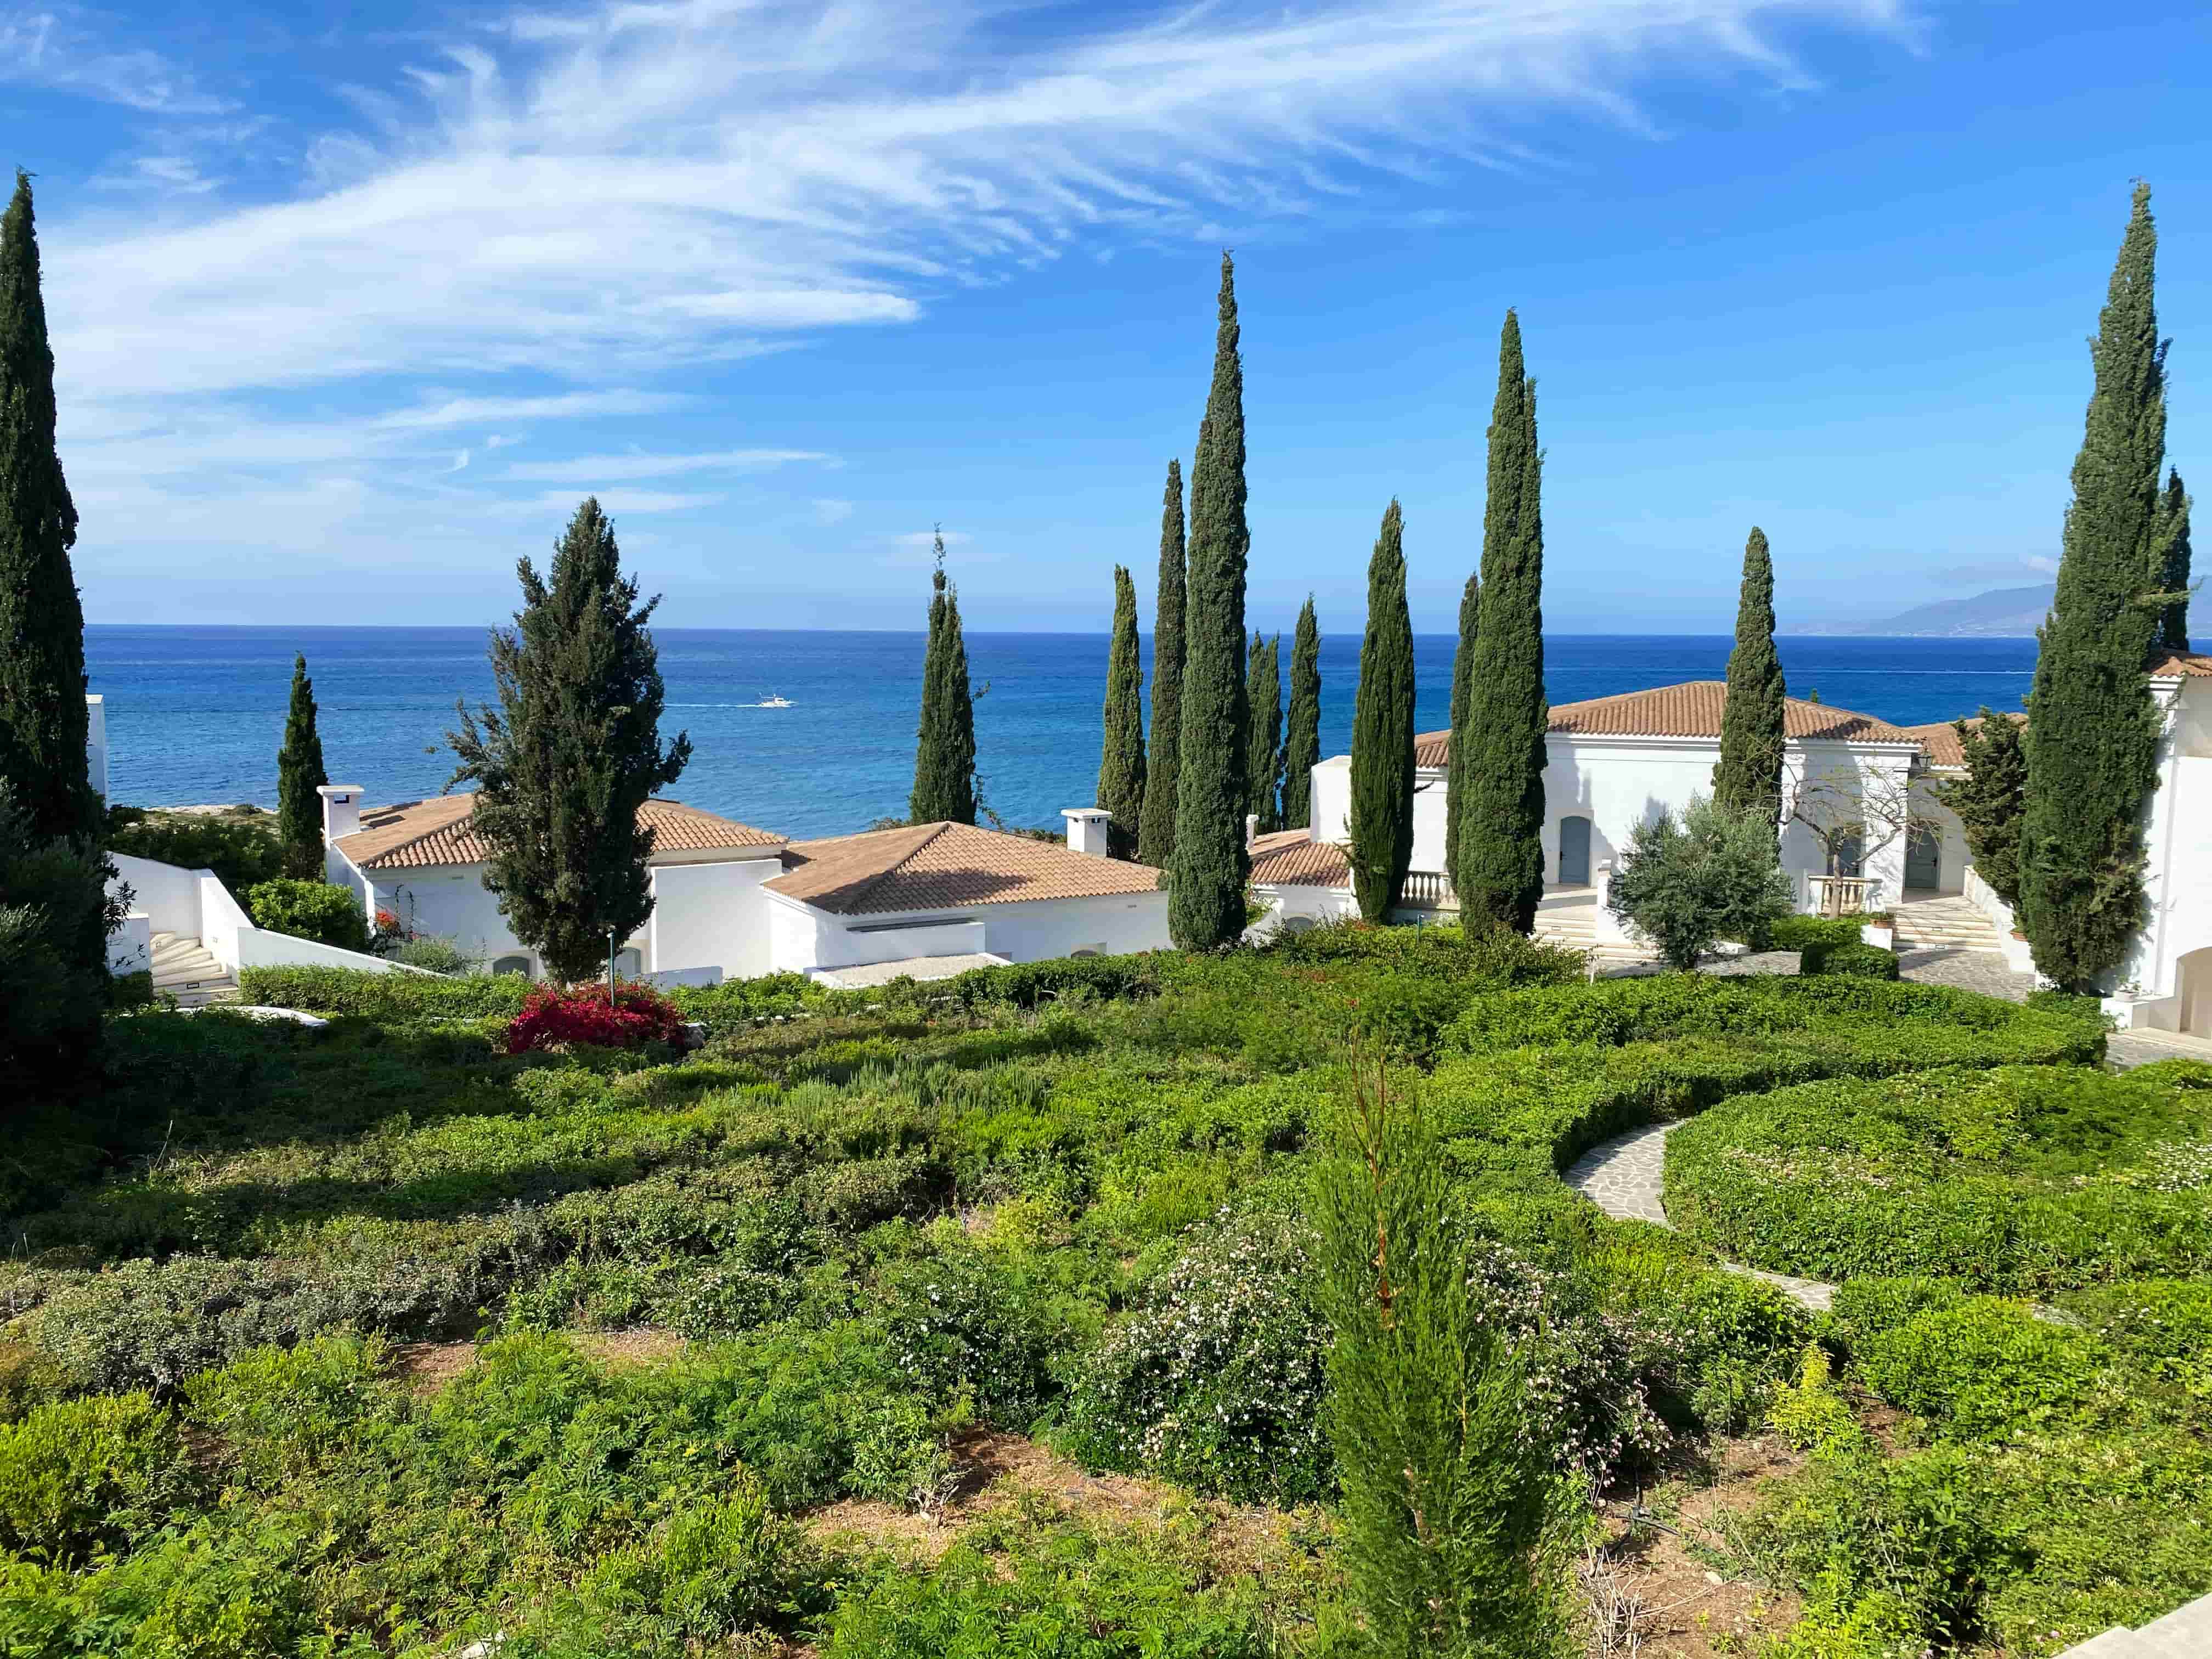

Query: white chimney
[1062,808,1113,857]
[318,785,365,844]
[1245,814,1259,848]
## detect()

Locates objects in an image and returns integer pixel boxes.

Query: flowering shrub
[1060,1204,1331,1502]
[505,983,689,1055]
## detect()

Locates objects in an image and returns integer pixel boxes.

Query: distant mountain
[1790,584,2053,638]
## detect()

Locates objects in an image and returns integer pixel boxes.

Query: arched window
[1282,915,1319,934]
[1069,945,1105,959]
[491,953,533,978]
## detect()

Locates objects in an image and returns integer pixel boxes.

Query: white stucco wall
[649,855,781,979]
[108,851,207,938]
[84,695,107,803]
[766,887,1171,974]
[2119,737,2212,1016]
[1249,883,1358,940]
[1313,735,1917,907]
[362,865,534,970]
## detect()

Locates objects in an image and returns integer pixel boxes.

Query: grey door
[1905,823,1941,890]
[1558,816,1592,887]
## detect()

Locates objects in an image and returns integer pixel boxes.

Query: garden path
[1562,1123,1837,1312]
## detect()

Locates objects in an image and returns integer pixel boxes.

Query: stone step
[145,933,239,1006]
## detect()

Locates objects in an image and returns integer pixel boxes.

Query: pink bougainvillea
[504,983,689,1054]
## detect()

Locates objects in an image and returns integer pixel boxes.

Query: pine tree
[2019,183,2169,991]
[446,498,691,983]
[1169,254,1252,950]
[1454,312,1549,934]
[1348,501,1416,921]
[909,528,979,825]
[1444,571,1480,902]
[1282,597,1322,831]
[1097,565,1147,858]
[275,653,329,879]
[0,172,97,847]
[1138,460,1187,866]
[1245,631,1284,834]
[1933,711,2028,909]
[1711,527,1787,825]
[2155,468,2192,651]
[1315,1059,1563,1657]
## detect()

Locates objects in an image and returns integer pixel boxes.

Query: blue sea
[84,627,2039,842]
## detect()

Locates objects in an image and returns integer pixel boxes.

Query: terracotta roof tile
[1895,712,2026,769]
[2147,648,2212,678]
[766,821,1164,916]
[336,794,785,870]
[1248,828,1351,888]
[1412,681,1916,766]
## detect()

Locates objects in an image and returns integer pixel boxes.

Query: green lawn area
[1,927,2202,1658]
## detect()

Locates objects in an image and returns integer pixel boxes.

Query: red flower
[505,982,688,1054]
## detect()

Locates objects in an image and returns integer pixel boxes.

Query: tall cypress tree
[2156,468,2192,652]
[1711,527,1787,825]
[447,498,691,984]
[1282,597,1322,831]
[0,172,97,847]
[909,528,979,825]
[1138,460,1187,865]
[1443,571,1480,900]
[1169,254,1252,950]
[2019,183,2169,992]
[1933,711,2028,909]
[276,653,329,878]
[1454,311,1549,934]
[1245,631,1283,833]
[1097,565,1147,858]
[1347,501,1415,921]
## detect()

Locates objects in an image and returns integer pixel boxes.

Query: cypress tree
[1097,565,1147,858]
[909,528,979,825]
[1347,501,1415,921]
[2156,468,2192,651]
[1282,597,1322,831]
[446,497,691,984]
[1454,311,1549,934]
[1443,571,1480,901]
[0,171,98,846]
[1933,711,2028,909]
[1137,460,1187,865]
[275,653,329,879]
[1711,527,1787,825]
[2019,183,2168,992]
[1169,253,1252,950]
[1245,631,1283,833]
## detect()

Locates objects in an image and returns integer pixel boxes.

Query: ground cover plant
[2,919,2198,1657]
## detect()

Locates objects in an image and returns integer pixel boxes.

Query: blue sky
[9,0,2208,634]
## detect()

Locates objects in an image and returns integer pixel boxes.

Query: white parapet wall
[105,851,425,979]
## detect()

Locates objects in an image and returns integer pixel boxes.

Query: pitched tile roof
[1895,712,2027,769]
[766,821,1164,916]
[1248,828,1351,888]
[336,793,785,870]
[1410,681,1917,766]
[2147,648,2212,678]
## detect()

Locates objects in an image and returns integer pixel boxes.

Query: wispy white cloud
[810,498,854,525]
[447,448,471,472]
[0,3,230,113]
[510,488,726,515]
[893,529,970,548]
[42,0,1919,405]
[498,447,833,482]
[371,391,691,431]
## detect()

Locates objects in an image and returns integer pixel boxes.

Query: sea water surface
[85,627,2038,842]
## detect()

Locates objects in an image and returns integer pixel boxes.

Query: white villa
[1253,654,2212,1033]
[317,788,1169,989]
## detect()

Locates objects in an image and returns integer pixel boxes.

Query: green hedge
[1763,915,1866,952]
[242,879,372,953]
[1664,1063,2212,1293]
[1799,940,1899,980]
[1426,977,2101,1186]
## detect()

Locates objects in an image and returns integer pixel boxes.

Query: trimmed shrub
[1664,1066,2212,1293]
[392,933,477,973]
[580,1470,820,1639]
[1763,914,1865,952]
[1800,940,1900,979]
[507,983,690,1054]
[2058,1277,2212,1402]
[0,1392,199,1564]
[242,877,371,952]
[107,810,283,896]
[1852,1296,2112,1441]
